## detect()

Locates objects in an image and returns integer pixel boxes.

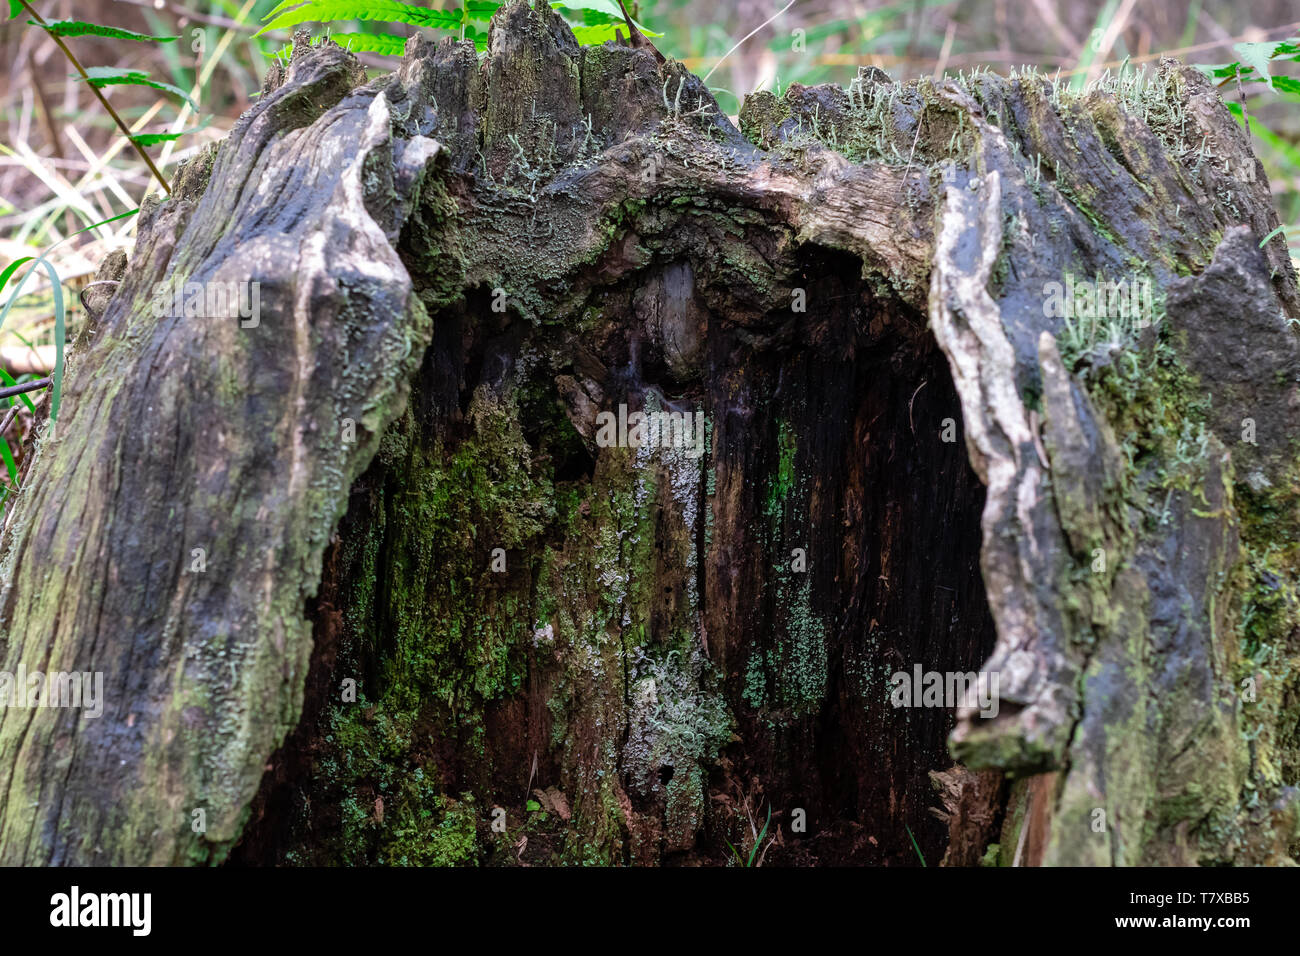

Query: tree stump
[1,2,1297,866]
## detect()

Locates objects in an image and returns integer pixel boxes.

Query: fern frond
[463,1,501,22]
[324,31,411,55]
[131,132,185,146]
[31,19,179,42]
[569,22,662,45]
[569,23,619,45]
[255,0,462,38]
[550,0,625,20]
[553,2,662,37]
[463,23,489,51]
[263,0,312,19]
[78,67,196,109]
[131,122,210,147]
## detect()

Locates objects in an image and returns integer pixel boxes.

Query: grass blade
[723,838,745,867]
[905,824,927,867]
[48,258,64,424]
[0,210,135,425]
[747,804,772,867]
[0,257,34,297]
[1253,226,1284,248]
[0,436,19,490]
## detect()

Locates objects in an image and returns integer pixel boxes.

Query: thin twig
[1233,70,1252,133]
[0,378,51,400]
[0,403,21,436]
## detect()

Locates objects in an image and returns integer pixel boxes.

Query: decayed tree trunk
[1,2,1297,866]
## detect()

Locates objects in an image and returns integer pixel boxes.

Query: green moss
[297,381,564,864]
[379,791,479,867]
[1051,250,1300,862]
[743,417,830,722]
[764,419,797,519]
[1233,458,1300,790]
[738,89,792,148]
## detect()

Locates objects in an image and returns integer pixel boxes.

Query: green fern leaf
[6,0,22,20]
[553,3,662,38]
[255,0,462,38]
[1274,75,1300,96]
[131,122,210,147]
[569,23,619,45]
[131,132,184,146]
[263,0,312,18]
[33,19,179,42]
[78,66,196,109]
[1233,40,1277,82]
[569,21,661,44]
[464,1,501,22]
[464,22,489,51]
[324,31,411,55]
[550,0,625,20]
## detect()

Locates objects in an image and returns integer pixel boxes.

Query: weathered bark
[1,2,1298,866]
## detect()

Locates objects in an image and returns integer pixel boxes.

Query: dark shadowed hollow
[234,216,997,865]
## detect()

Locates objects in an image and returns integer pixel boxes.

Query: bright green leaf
[35,19,179,42]
[0,257,34,298]
[0,438,19,489]
[255,0,461,38]
[464,23,489,51]
[325,31,410,55]
[570,23,620,45]
[77,67,196,109]
[464,0,501,21]
[131,121,211,147]
[552,1,661,35]
[1272,75,1300,97]
[263,0,311,18]
[550,0,624,20]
